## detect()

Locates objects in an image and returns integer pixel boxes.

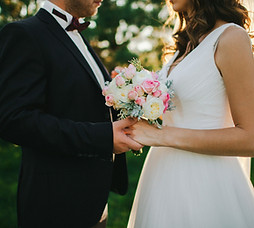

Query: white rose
[132,70,153,86]
[107,78,118,94]
[143,95,165,120]
[158,83,168,94]
[114,84,133,109]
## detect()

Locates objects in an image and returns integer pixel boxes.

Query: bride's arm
[127,26,254,157]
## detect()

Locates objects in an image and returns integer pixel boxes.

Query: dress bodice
[159,23,241,130]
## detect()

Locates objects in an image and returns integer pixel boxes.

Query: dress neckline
[167,23,233,77]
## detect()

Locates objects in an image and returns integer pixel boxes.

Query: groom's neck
[47,0,100,18]
[48,0,78,18]
[48,0,66,11]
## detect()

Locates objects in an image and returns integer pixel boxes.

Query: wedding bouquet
[102,59,174,155]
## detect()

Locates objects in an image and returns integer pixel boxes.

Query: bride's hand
[124,119,162,146]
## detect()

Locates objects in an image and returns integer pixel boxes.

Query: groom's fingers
[118,117,138,128]
[113,118,142,153]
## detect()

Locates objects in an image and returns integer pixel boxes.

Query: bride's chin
[172,7,184,12]
[171,3,188,13]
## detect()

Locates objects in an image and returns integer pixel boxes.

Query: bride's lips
[94,0,103,7]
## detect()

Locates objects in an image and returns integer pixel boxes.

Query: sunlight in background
[33,0,253,59]
[128,4,174,53]
[114,1,171,53]
[33,0,173,55]
[243,0,254,33]
[36,0,162,52]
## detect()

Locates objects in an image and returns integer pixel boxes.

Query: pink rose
[115,75,125,87]
[151,71,159,80]
[135,97,146,106]
[142,80,160,94]
[102,86,109,96]
[124,64,136,80]
[111,66,124,78]
[128,90,138,100]
[153,80,160,88]
[115,66,124,72]
[160,93,170,104]
[105,94,114,107]
[163,102,169,113]
[134,85,144,96]
[152,90,162,98]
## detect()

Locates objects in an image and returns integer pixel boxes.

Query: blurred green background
[0,0,254,227]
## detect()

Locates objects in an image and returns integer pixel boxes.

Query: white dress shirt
[42,1,105,88]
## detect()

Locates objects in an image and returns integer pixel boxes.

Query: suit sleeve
[0,23,113,160]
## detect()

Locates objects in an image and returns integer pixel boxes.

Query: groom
[0,0,142,227]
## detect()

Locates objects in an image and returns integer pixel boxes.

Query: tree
[0,0,39,27]
[0,0,171,71]
[85,0,171,71]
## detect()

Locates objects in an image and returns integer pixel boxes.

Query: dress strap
[166,50,180,67]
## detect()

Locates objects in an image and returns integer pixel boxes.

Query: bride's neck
[199,20,227,43]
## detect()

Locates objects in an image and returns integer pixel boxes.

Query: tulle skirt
[127,147,254,228]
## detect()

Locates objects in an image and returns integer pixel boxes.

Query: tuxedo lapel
[36,9,102,89]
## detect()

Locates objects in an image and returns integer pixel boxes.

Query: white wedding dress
[127,23,254,228]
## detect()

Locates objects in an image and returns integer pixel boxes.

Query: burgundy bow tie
[66,17,90,32]
[52,9,90,32]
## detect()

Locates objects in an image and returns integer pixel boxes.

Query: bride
[126,0,254,227]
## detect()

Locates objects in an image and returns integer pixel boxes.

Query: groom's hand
[113,118,143,154]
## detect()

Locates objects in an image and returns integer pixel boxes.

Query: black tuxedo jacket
[0,9,128,228]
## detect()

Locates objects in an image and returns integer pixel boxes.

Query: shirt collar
[42,1,83,30]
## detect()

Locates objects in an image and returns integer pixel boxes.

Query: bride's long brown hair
[165,0,252,58]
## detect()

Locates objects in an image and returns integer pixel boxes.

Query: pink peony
[124,64,136,80]
[128,90,138,100]
[142,80,160,94]
[135,97,146,106]
[115,75,126,87]
[134,85,144,96]
[160,93,170,104]
[105,94,114,107]
[152,90,162,98]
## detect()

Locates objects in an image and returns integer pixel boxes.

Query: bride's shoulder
[215,24,253,77]
[218,25,251,51]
